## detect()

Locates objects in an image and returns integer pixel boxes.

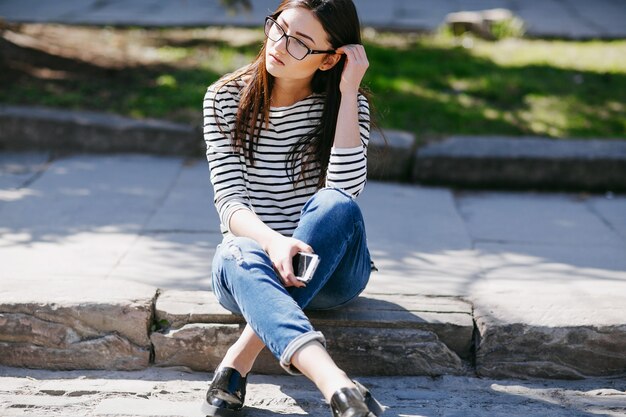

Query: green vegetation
[364,32,626,140]
[1,25,624,141]
[489,17,526,40]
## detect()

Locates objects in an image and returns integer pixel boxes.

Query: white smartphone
[292,252,320,283]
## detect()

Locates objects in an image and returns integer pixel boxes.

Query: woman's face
[265,7,336,82]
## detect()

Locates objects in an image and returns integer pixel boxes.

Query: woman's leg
[211,235,325,374]
[290,187,372,310]
[217,324,264,376]
[291,341,354,402]
[211,188,371,375]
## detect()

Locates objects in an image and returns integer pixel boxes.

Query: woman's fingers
[268,237,311,288]
[337,44,368,63]
[336,44,369,93]
[280,258,305,288]
[274,256,305,288]
[296,242,314,254]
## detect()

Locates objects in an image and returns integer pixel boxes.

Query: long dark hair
[215,0,365,189]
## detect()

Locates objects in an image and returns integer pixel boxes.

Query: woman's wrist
[260,231,283,254]
[340,88,359,97]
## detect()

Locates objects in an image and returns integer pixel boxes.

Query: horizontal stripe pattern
[203,79,370,236]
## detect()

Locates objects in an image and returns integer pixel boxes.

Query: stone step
[414,136,626,191]
[151,290,474,376]
[3,105,626,189]
[0,105,199,156]
[2,283,626,378]
[0,279,156,371]
[0,105,412,182]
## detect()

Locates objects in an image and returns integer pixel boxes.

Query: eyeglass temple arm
[310,49,337,55]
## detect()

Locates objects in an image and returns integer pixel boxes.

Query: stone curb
[3,105,625,189]
[415,136,626,191]
[0,279,156,371]
[0,105,202,156]
[0,288,473,376]
[2,287,626,378]
[473,305,626,380]
[150,290,473,376]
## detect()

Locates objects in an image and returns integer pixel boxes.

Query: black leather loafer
[354,380,384,416]
[330,382,384,417]
[201,367,247,417]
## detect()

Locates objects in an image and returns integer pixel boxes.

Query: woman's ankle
[318,371,356,402]
[218,353,255,377]
[291,341,357,401]
[218,333,265,377]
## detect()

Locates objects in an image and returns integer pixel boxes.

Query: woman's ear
[319,53,342,71]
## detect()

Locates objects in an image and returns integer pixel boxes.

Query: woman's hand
[336,44,369,94]
[265,236,313,288]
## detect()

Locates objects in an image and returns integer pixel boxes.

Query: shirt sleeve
[325,94,370,197]
[203,83,253,234]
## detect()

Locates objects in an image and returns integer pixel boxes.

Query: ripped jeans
[210,188,372,374]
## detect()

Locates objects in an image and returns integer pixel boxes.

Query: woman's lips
[269,53,285,65]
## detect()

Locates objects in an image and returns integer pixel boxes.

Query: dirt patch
[0,23,260,124]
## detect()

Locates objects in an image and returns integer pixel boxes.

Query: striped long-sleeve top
[203,79,370,237]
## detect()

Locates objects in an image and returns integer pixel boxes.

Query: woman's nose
[274,35,288,53]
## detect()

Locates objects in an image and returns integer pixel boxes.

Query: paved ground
[1,151,625,367]
[2,152,624,298]
[1,1,625,414]
[1,366,626,417]
[0,0,625,39]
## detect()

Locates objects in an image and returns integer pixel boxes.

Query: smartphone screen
[292,252,320,283]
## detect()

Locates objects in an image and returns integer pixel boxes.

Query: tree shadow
[0,157,625,416]
[0,29,226,125]
[150,35,262,54]
[276,374,626,417]
[2,26,625,138]
[0,365,623,416]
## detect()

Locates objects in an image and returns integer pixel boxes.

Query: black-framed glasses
[264,16,336,61]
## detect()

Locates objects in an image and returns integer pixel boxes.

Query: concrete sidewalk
[1,152,625,379]
[1,0,625,39]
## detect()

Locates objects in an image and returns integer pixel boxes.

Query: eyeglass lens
[265,19,309,60]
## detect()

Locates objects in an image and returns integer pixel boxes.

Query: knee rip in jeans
[223,240,245,266]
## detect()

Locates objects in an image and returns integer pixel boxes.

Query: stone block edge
[3,104,625,189]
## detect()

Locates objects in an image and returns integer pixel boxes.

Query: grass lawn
[1,24,625,142]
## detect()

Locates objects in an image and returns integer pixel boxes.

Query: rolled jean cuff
[279,331,326,375]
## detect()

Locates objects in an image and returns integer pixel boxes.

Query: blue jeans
[211,188,372,374]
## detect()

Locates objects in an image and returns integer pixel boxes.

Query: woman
[202,0,383,416]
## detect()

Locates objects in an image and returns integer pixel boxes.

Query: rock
[319,326,465,376]
[445,11,489,38]
[0,334,149,371]
[154,290,239,330]
[445,9,520,39]
[151,323,242,371]
[307,295,474,360]
[481,8,514,25]
[475,317,626,379]
[0,302,152,348]
[155,290,474,357]
[0,279,156,370]
[152,322,466,376]
[152,290,472,375]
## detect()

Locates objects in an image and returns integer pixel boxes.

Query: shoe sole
[201,401,243,417]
